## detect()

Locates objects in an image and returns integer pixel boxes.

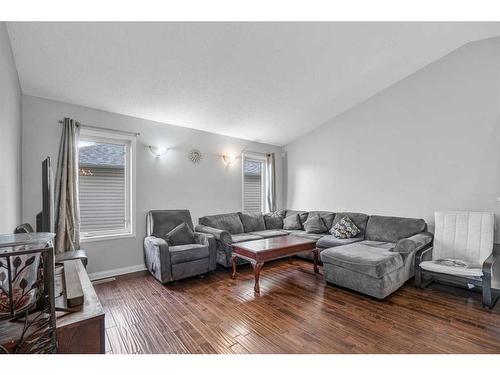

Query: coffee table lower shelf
[230,236,319,294]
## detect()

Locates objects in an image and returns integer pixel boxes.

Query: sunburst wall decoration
[189,149,202,163]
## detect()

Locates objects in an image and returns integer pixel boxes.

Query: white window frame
[241,152,267,213]
[79,128,136,242]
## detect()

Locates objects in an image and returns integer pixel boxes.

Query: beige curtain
[266,153,276,212]
[54,118,80,253]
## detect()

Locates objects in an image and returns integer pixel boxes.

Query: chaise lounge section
[320,216,433,299]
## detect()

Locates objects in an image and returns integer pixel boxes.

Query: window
[78,129,135,241]
[242,154,266,213]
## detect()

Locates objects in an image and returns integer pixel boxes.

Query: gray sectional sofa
[196,210,433,299]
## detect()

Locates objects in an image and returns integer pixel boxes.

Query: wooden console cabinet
[55,260,105,353]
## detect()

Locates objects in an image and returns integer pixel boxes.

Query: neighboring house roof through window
[79,142,125,168]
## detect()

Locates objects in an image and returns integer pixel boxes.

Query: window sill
[80,232,136,243]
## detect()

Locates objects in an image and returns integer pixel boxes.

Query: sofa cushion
[300,233,324,241]
[316,235,363,249]
[365,215,426,243]
[239,212,266,232]
[286,230,324,241]
[282,229,304,235]
[283,214,302,230]
[308,211,336,229]
[198,212,245,234]
[248,230,288,238]
[231,233,263,243]
[320,240,403,278]
[419,260,483,278]
[303,214,328,234]
[164,222,194,246]
[169,244,209,264]
[285,210,309,228]
[331,212,369,238]
[263,212,284,230]
[330,216,361,239]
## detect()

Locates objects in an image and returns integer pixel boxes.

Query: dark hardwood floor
[94,259,500,354]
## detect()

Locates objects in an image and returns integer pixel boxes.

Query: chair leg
[482,281,498,309]
[415,268,433,289]
[415,267,422,288]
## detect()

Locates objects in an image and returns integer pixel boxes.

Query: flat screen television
[36,157,54,233]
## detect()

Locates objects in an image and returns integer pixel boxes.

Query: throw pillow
[330,216,361,239]
[264,213,284,230]
[164,222,194,245]
[283,213,302,230]
[238,212,266,232]
[303,214,328,234]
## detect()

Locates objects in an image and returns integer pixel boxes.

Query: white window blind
[243,158,264,212]
[79,166,126,233]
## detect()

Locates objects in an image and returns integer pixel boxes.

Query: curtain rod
[241,149,271,156]
[58,120,140,137]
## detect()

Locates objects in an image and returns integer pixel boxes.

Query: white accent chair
[415,211,499,308]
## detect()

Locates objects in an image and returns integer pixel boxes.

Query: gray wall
[0,23,22,233]
[22,95,283,276]
[285,36,500,239]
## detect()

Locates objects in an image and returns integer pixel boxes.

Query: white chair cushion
[433,211,494,264]
[420,260,483,278]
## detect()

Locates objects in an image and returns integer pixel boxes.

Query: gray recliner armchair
[144,210,217,283]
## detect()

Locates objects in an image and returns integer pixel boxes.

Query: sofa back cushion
[285,210,309,229]
[308,211,335,229]
[239,212,266,232]
[365,215,426,242]
[331,212,369,239]
[198,212,245,234]
[433,211,494,264]
[147,210,194,238]
[263,212,284,230]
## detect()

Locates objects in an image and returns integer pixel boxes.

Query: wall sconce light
[149,146,168,157]
[222,155,234,165]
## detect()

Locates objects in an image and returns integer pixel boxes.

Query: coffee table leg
[251,261,264,294]
[313,249,319,274]
[231,255,237,279]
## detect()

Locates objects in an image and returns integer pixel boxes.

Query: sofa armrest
[145,235,169,249]
[193,232,214,245]
[393,232,433,255]
[194,232,217,271]
[143,236,172,282]
[195,225,232,245]
[415,246,433,265]
[483,249,499,283]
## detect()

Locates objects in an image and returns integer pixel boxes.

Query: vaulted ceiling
[7,22,500,145]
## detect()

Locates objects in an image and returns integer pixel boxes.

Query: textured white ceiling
[7,22,500,145]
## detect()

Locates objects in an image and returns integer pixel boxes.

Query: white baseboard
[88,264,146,281]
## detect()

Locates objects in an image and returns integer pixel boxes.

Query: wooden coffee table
[230,236,319,293]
